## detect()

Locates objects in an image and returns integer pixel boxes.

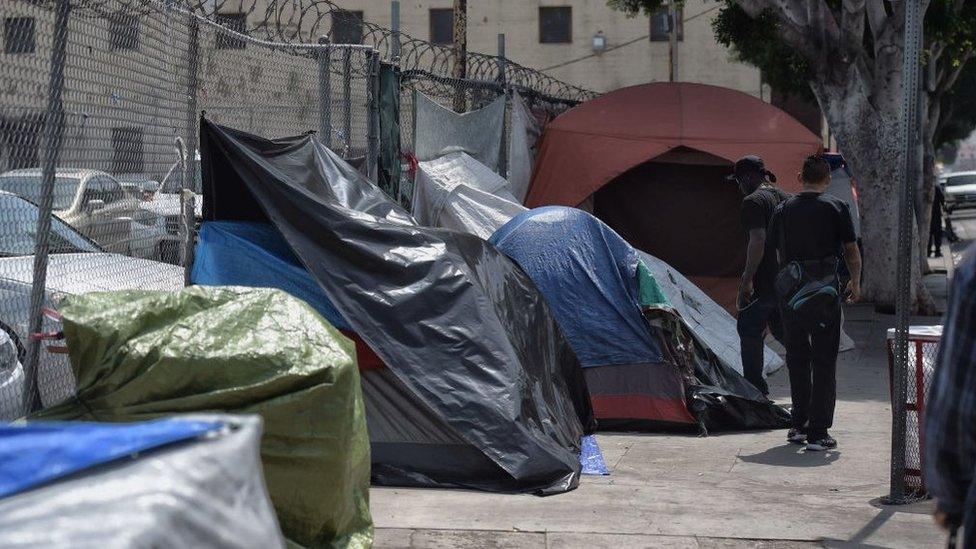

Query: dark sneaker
[787,428,806,445]
[806,435,837,451]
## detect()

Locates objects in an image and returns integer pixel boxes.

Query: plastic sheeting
[191,221,350,330]
[490,206,664,368]
[0,418,222,498]
[414,152,524,239]
[415,91,506,172]
[32,287,373,549]
[0,414,284,548]
[410,153,783,378]
[0,330,24,421]
[507,91,542,202]
[199,119,591,495]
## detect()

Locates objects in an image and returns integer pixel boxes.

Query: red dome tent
[525,82,822,311]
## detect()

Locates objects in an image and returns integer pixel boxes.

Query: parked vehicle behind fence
[0,191,183,419]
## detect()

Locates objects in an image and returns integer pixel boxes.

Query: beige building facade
[328,0,765,97]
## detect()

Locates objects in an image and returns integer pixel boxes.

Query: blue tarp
[191,221,350,330]
[0,418,222,498]
[489,206,663,368]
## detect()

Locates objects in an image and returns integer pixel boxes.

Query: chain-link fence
[0,0,382,419]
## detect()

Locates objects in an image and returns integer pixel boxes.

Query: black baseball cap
[727,155,777,183]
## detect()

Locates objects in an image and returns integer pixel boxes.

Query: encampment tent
[0,415,284,548]
[490,207,790,430]
[414,151,782,378]
[526,82,822,311]
[194,119,592,495]
[32,287,373,549]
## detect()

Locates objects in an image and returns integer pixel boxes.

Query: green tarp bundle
[34,286,373,549]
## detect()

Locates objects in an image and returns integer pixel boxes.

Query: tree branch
[865,0,888,45]
[734,0,840,71]
[841,0,866,60]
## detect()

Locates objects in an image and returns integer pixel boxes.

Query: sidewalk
[370,303,946,548]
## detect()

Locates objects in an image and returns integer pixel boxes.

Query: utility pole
[667,0,679,82]
[452,0,467,112]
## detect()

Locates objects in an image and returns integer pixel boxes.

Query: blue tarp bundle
[0,418,222,498]
[191,221,350,330]
[489,206,663,368]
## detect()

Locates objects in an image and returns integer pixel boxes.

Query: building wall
[330,0,764,97]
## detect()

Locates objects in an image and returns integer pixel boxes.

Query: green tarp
[33,286,373,549]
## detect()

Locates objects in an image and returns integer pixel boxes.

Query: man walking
[733,155,789,395]
[924,244,976,546]
[768,155,861,451]
[928,183,946,258]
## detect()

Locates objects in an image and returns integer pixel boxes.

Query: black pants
[929,216,944,257]
[736,293,783,395]
[782,300,841,440]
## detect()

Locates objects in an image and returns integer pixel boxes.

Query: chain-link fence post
[342,48,352,156]
[888,0,924,505]
[497,33,507,179]
[367,50,381,182]
[23,0,71,415]
[318,37,333,148]
[181,14,200,286]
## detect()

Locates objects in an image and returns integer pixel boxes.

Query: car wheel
[0,321,26,364]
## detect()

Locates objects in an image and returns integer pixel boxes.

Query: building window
[112,127,145,174]
[215,12,247,50]
[4,17,35,54]
[429,8,453,46]
[109,13,139,51]
[539,7,572,44]
[332,10,363,45]
[650,7,683,42]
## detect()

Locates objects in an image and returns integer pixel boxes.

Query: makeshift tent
[32,287,373,549]
[197,119,591,494]
[415,91,506,172]
[413,151,783,378]
[0,415,284,548]
[413,151,525,239]
[527,82,822,311]
[491,207,790,430]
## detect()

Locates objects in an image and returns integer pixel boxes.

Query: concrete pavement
[369,302,947,548]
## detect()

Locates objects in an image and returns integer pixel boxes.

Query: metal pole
[668,0,679,82]
[318,36,332,147]
[24,0,70,415]
[342,47,352,156]
[497,33,507,178]
[888,0,924,505]
[181,15,199,286]
[391,1,401,60]
[452,0,468,112]
[366,50,380,182]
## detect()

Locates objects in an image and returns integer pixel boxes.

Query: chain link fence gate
[0,0,380,418]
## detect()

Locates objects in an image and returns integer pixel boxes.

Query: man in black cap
[731,155,790,396]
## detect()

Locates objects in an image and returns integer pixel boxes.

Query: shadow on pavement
[738,444,841,467]
[821,508,894,548]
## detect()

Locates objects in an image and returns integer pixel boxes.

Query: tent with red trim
[526,82,822,311]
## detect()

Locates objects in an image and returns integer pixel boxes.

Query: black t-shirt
[740,186,790,295]
[768,191,857,263]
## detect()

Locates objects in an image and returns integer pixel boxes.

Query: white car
[942,171,976,213]
[0,191,183,419]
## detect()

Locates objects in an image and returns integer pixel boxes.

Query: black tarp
[199,119,593,494]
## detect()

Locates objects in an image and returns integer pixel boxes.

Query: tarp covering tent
[196,119,591,494]
[32,287,373,549]
[412,151,782,378]
[490,207,790,430]
[0,415,284,548]
[526,82,822,311]
[415,91,506,172]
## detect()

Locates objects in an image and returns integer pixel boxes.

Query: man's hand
[934,510,951,531]
[738,279,754,309]
[845,279,860,304]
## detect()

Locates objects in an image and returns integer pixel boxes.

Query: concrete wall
[330,0,764,97]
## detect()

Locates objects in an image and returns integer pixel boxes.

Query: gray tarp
[414,152,524,240]
[411,152,784,378]
[507,91,542,202]
[415,91,505,172]
[0,414,284,548]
